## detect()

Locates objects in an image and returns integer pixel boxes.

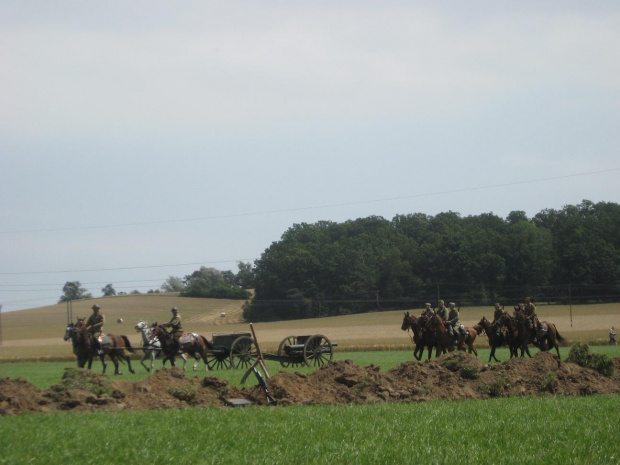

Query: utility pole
[568,285,573,328]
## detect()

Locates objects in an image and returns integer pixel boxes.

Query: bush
[567,343,615,378]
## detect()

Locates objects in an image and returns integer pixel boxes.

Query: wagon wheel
[277,335,303,368]
[206,351,232,371]
[303,334,334,367]
[230,336,258,369]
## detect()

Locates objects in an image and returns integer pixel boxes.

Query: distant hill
[2,293,246,343]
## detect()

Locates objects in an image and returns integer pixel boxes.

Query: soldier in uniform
[492,303,504,339]
[421,302,434,318]
[85,304,105,354]
[445,302,462,344]
[163,307,183,353]
[436,300,448,322]
[523,296,542,342]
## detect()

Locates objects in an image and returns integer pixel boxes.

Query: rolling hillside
[0,295,618,361]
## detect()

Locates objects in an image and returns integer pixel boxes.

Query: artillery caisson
[206,332,336,369]
[205,332,258,370]
[270,334,336,367]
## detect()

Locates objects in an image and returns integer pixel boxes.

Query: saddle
[536,323,548,339]
[179,333,199,345]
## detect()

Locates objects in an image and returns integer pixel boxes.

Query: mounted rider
[523,296,542,341]
[421,302,434,318]
[163,307,183,353]
[445,302,463,345]
[85,304,105,355]
[436,300,448,322]
[492,302,504,339]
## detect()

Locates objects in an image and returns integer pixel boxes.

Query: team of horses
[63,318,214,375]
[401,308,565,363]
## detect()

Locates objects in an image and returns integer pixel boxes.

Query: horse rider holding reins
[163,307,183,353]
[85,304,105,354]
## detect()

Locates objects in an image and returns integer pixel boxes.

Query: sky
[1,1,619,312]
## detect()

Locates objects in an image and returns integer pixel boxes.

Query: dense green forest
[243,200,620,322]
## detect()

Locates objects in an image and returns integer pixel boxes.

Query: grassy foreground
[2,345,620,389]
[1,395,619,464]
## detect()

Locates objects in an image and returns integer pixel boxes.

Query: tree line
[243,200,620,322]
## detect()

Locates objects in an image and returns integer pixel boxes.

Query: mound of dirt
[2,353,619,415]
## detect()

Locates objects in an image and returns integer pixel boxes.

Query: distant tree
[59,281,92,303]
[182,267,226,296]
[161,276,185,292]
[236,261,255,288]
[131,289,141,294]
[101,283,116,297]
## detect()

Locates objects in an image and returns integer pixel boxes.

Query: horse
[149,323,213,371]
[68,318,135,375]
[401,312,435,361]
[475,316,509,363]
[426,314,458,357]
[454,323,479,358]
[134,320,189,372]
[534,318,566,359]
[502,312,534,359]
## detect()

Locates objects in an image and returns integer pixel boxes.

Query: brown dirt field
[2,352,619,415]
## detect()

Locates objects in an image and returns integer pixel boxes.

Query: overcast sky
[1,1,619,312]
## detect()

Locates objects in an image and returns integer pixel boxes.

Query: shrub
[539,373,558,393]
[567,343,615,378]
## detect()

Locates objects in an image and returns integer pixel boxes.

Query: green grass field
[2,345,619,389]
[1,395,619,464]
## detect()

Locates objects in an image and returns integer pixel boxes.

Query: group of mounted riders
[402,296,564,362]
[65,304,204,374]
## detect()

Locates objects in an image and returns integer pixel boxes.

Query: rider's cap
[171,307,178,312]
[425,303,431,307]
[449,302,455,307]
[494,302,501,307]
[92,304,100,310]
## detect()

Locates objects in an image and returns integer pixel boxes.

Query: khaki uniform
[436,305,448,322]
[165,314,183,340]
[86,313,104,338]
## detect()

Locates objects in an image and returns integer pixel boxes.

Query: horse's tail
[554,326,566,342]
[121,335,135,353]
[200,335,213,350]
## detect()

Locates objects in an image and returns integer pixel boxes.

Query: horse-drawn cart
[206,332,258,370]
[205,332,336,370]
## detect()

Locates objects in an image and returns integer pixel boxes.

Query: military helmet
[92,304,100,311]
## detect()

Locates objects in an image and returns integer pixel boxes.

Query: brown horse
[533,318,566,359]
[427,314,457,357]
[475,316,509,363]
[401,312,435,361]
[149,323,213,371]
[502,312,534,359]
[454,324,479,357]
[67,319,135,374]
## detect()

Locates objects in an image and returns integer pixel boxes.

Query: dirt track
[2,352,619,416]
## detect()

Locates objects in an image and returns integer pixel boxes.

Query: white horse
[134,320,189,372]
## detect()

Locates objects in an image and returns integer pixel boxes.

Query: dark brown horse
[149,323,213,371]
[401,312,435,361]
[502,312,534,359]
[65,318,135,374]
[427,314,457,357]
[476,316,509,363]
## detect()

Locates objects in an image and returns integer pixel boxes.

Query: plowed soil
[2,352,619,416]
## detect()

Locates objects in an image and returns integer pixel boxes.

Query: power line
[0,258,258,276]
[1,167,618,235]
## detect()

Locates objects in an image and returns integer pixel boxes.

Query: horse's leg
[140,351,150,372]
[124,351,135,374]
[111,354,121,375]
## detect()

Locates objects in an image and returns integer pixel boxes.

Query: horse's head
[134,320,148,332]
[74,318,87,331]
[63,323,75,341]
[477,316,488,327]
[148,323,165,343]
[401,312,416,331]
